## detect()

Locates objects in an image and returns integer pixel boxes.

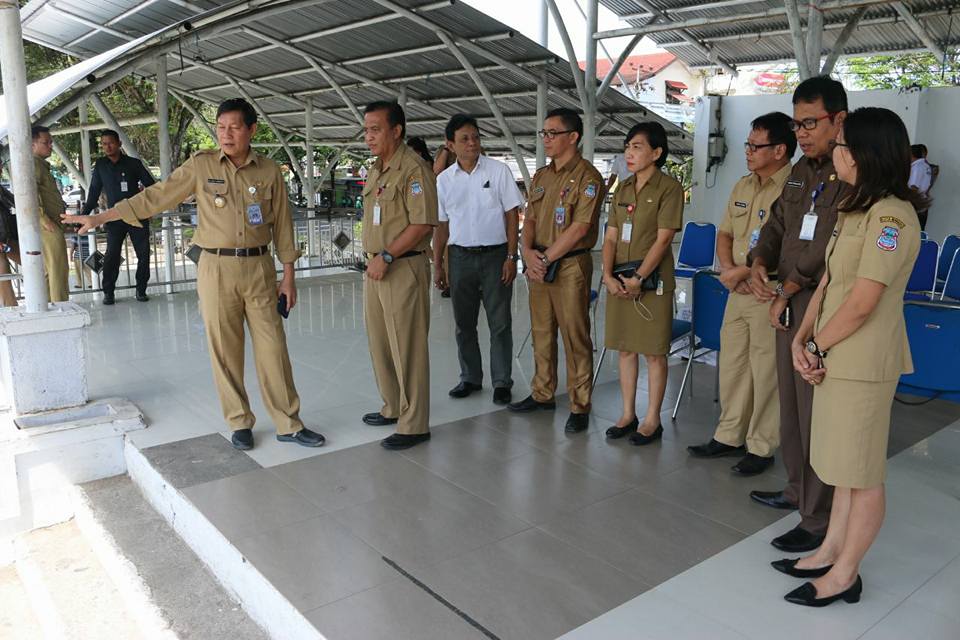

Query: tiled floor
[79,270,960,639]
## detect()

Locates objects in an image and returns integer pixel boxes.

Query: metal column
[90,94,142,159]
[305,97,318,261]
[78,101,100,289]
[536,72,548,168]
[537,0,548,47]
[156,57,175,294]
[0,0,47,312]
[583,0,599,162]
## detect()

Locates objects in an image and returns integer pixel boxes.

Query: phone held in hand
[779,301,791,328]
[277,293,289,319]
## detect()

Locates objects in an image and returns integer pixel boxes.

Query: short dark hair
[545,107,583,145]
[216,98,257,127]
[406,137,432,164]
[31,125,50,140]
[624,122,669,168]
[445,114,479,141]
[751,112,797,157]
[910,144,927,159]
[792,75,848,114]
[840,107,929,213]
[364,101,406,138]
[100,129,121,143]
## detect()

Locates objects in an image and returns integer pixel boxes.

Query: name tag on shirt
[799,213,817,241]
[373,203,382,225]
[554,206,566,226]
[247,203,263,225]
[120,181,128,193]
[621,222,633,242]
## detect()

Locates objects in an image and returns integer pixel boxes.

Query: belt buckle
[234,248,244,257]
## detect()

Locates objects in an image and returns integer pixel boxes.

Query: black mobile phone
[779,302,791,328]
[277,293,289,319]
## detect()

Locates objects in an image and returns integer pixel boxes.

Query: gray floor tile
[470,407,606,451]
[140,433,261,489]
[330,475,530,570]
[234,515,398,612]
[902,553,960,624]
[539,489,745,586]
[413,528,648,640]
[550,431,697,486]
[305,577,489,640]
[182,468,321,540]
[859,601,960,640]
[436,449,631,524]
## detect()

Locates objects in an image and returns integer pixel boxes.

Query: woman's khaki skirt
[811,376,898,489]
[604,291,673,355]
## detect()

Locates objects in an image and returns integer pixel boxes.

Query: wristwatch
[506,253,517,261]
[775,281,793,299]
[805,340,828,358]
[381,250,394,265]
[539,254,551,266]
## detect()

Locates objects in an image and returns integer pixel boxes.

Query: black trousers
[103,219,150,295]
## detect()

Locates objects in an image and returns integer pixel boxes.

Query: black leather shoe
[749,490,798,510]
[102,292,115,306]
[449,381,482,398]
[507,395,556,412]
[629,424,663,446]
[687,439,744,458]
[732,453,774,476]
[362,412,398,426]
[441,288,451,298]
[231,428,254,450]
[493,387,512,405]
[785,576,862,607]
[564,412,590,433]
[136,292,149,302]
[381,432,431,450]
[772,526,825,552]
[771,558,833,579]
[277,427,325,447]
[605,417,638,439]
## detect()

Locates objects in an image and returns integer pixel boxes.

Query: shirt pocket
[202,182,228,209]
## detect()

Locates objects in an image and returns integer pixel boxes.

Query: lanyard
[808,181,825,214]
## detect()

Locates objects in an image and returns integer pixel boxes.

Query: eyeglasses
[538,129,574,140]
[789,113,837,131]
[744,142,779,152]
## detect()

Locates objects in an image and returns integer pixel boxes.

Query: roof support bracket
[892,1,948,62]
[820,6,867,74]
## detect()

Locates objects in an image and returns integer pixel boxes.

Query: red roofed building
[579,52,702,113]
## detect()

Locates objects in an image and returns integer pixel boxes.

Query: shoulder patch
[584,183,598,198]
[877,226,899,252]
[734,201,748,208]
[410,180,423,196]
[786,179,804,189]
[879,215,905,229]
[534,185,545,194]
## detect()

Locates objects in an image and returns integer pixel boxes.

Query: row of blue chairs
[905,234,960,301]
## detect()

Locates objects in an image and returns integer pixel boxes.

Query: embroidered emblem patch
[534,186,545,194]
[584,183,597,198]
[877,226,899,251]
[879,216,906,229]
[410,180,423,196]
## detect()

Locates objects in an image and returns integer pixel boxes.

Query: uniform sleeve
[436,174,449,223]
[606,187,621,229]
[857,209,918,286]
[747,191,785,267]
[571,170,603,226]
[403,165,438,226]
[80,163,103,216]
[114,157,198,226]
[657,179,684,230]
[138,159,157,188]
[498,163,524,212]
[718,188,737,236]
[271,167,301,264]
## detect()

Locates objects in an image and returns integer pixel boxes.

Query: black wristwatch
[805,340,828,358]
[381,250,394,265]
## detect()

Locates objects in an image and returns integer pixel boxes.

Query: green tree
[841,52,960,90]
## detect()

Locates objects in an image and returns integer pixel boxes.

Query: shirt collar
[377,143,407,174]
[453,155,484,175]
[550,152,582,174]
[219,148,258,169]
[754,162,792,188]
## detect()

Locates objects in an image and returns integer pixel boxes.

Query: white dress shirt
[909,158,932,195]
[437,155,524,247]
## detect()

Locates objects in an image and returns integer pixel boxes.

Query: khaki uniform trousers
[714,291,780,457]
[41,225,69,302]
[197,252,302,434]
[776,288,833,535]
[529,254,593,413]
[364,253,431,435]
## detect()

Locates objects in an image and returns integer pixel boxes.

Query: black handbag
[612,260,660,291]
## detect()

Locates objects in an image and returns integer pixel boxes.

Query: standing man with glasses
[433,114,524,405]
[688,112,794,476]
[31,125,70,302]
[508,108,604,433]
[747,76,851,554]
[80,130,156,305]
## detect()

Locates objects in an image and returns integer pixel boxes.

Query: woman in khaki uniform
[601,122,684,446]
[775,108,923,607]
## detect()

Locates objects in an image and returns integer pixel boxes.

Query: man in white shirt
[909,144,933,230]
[433,114,524,405]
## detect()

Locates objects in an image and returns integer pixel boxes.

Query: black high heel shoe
[629,424,663,446]
[784,575,862,607]
[605,417,639,439]
[771,558,833,578]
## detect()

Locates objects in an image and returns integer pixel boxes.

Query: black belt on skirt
[364,250,424,260]
[450,243,507,253]
[203,245,270,257]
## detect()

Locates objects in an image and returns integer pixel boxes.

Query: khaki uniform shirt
[719,163,791,266]
[115,149,300,263]
[526,154,604,251]
[608,170,684,291]
[815,196,919,382]
[35,155,65,228]
[361,143,438,254]
[749,155,850,288]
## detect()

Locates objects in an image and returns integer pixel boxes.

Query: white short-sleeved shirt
[909,158,932,195]
[610,154,632,181]
[437,155,524,247]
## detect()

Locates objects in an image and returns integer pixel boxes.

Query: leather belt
[203,245,270,257]
[450,243,507,253]
[364,250,424,260]
[533,246,591,260]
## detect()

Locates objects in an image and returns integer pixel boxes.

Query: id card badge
[554,206,566,226]
[799,213,817,241]
[373,203,382,225]
[120,181,129,193]
[247,203,263,225]
[621,222,633,242]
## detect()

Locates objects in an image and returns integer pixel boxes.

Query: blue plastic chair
[920,231,929,241]
[672,269,728,419]
[904,239,938,301]
[935,234,960,292]
[940,251,960,301]
[674,222,717,279]
[897,301,960,400]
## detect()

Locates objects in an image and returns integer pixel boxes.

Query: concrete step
[0,564,44,640]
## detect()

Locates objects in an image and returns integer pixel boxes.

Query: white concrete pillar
[156,57,175,294]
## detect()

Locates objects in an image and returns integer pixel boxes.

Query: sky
[461,0,664,63]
